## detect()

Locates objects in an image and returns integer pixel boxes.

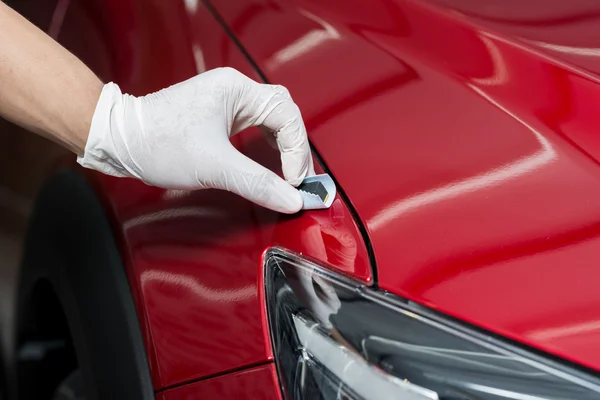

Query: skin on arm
[0,2,102,155]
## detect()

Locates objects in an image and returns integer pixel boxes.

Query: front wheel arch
[13,169,154,400]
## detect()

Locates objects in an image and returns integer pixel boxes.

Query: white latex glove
[78,67,315,213]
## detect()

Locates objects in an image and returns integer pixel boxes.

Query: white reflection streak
[293,315,439,400]
[471,35,509,86]
[141,270,255,302]
[530,41,600,57]
[365,337,523,375]
[269,10,340,66]
[463,383,548,400]
[123,207,227,230]
[192,44,206,74]
[48,0,69,40]
[369,88,557,231]
[530,320,600,341]
[183,0,198,14]
[162,189,191,200]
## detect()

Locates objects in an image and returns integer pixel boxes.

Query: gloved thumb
[220,147,304,214]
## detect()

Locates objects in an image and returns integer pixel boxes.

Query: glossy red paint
[156,363,281,400]
[57,1,371,389]
[212,0,600,372]
[90,160,369,389]
[51,0,600,393]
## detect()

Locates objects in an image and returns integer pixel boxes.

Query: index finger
[259,84,315,186]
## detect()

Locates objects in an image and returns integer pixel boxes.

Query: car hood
[215,0,600,371]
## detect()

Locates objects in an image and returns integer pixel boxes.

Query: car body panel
[156,363,281,400]
[211,0,600,372]
[85,154,370,389]
[57,1,371,389]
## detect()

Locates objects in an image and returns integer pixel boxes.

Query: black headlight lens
[264,247,600,400]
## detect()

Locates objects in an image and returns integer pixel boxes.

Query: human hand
[78,67,314,213]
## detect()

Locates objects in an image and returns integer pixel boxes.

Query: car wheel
[9,169,154,400]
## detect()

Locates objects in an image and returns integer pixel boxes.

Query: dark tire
[11,170,154,400]
[52,370,86,400]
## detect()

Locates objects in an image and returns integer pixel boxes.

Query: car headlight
[263,247,600,400]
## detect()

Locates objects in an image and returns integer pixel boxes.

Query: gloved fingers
[259,125,279,150]
[260,125,315,177]
[257,84,314,187]
[265,84,292,99]
[219,146,304,214]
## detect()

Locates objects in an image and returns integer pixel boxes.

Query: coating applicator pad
[298,174,336,210]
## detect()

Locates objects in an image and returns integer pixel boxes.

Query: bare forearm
[0,3,102,155]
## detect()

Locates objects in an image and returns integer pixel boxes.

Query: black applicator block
[298,180,329,203]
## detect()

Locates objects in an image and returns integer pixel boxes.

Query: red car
[3,0,600,399]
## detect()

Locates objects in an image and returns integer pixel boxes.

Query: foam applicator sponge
[298,174,336,210]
